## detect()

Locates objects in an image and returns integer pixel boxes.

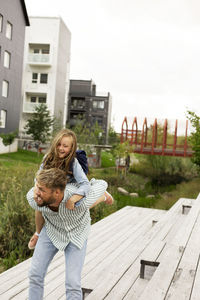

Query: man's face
[34,182,56,207]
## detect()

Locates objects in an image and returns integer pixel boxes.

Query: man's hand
[66,194,83,210]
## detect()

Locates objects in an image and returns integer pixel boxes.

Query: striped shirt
[27,178,107,250]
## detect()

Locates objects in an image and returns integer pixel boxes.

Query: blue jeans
[28,227,87,300]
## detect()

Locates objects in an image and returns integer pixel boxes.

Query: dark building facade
[67,80,112,143]
[0,0,29,133]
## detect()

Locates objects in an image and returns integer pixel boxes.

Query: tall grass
[0,151,42,271]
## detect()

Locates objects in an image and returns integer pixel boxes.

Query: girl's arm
[66,158,90,209]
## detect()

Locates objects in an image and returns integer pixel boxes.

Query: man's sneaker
[28,233,39,250]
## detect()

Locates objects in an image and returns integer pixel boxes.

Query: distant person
[27,168,112,299]
[28,129,112,250]
[125,153,130,171]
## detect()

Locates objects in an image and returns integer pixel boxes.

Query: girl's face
[57,136,73,159]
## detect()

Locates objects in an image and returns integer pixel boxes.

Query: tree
[67,119,103,153]
[108,126,120,145]
[186,110,200,168]
[24,104,55,153]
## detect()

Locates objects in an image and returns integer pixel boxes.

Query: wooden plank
[138,244,184,300]
[104,241,166,300]
[123,277,148,300]
[138,195,200,300]
[86,207,150,254]
[101,198,197,300]
[170,194,200,247]
[83,208,165,275]
[165,210,200,299]
[82,199,187,298]
[190,255,200,300]
[82,209,164,290]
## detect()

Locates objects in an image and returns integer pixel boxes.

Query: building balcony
[70,105,86,111]
[23,92,47,113]
[23,101,41,113]
[27,53,51,66]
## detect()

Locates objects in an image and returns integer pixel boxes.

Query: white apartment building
[19,16,71,136]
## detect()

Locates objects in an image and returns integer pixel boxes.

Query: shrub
[101,151,115,168]
[131,154,198,186]
[0,165,36,270]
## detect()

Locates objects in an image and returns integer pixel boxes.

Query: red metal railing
[121,117,193,157]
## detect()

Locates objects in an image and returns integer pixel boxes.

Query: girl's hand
[66,194,83,210]
[66,198,75,210]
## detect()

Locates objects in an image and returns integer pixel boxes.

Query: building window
[0,110,6,128]
[92,116,103,126]
[4,51,11,68]
[33,49,39,53]
[30,96,36,103]
[40,73,48,84]
[0,15,3,32]
[42,49,49,54]
[2,80,9,97]
[93,100,105,109]
[71,98,85,109]
[30,96,46,103]
[38,97,46,103]
[32,73,48,84]
[6,21,12,39]
[32,73,38,83]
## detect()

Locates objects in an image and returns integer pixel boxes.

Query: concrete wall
[20,17,71,135]
[0,138,18,153]
[0,0,28,134]
[54,18,71,126]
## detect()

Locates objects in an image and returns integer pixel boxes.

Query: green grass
[0,149,44,165]
[101,151,115,167]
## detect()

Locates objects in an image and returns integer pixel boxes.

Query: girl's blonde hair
[42,129,77,174]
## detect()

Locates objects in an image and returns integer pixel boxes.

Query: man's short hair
[36,168,67,191]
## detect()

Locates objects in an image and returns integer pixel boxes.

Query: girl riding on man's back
[28,128,113,249]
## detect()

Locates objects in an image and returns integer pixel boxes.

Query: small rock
[117,187,129,195]
[146,195,155,198]
[130,192,138,198]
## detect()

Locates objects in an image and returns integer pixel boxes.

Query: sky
[24,0,200,133]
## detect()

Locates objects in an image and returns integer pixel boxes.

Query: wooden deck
[0,195,200,299]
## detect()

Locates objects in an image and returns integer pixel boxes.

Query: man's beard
[36,196,56,207]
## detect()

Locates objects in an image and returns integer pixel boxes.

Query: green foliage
[67,120,103,153]
[108,126,120,145]
[101,151,115,168]
[112,141,132,159]
[0,131,17,146]
[0,149,43,166]
[186,110,200,168]
[131,154,198,187]
[24,104,54,146]
[52,112,63,137]
[0,164,36,270]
